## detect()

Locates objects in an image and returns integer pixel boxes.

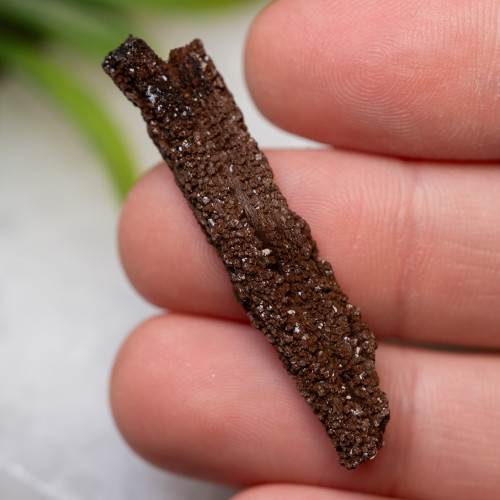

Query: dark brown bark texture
[103,36,390,469]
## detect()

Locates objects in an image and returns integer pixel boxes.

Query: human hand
[110,1,500,498]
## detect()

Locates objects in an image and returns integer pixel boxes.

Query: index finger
[245,0,500,160]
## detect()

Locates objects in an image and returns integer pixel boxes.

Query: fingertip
[245,0,313,136]
[118,164,238,316]
[110,313,234,472]
[110,314,173,465]
[109,313,336,484]
[118,165,180,306]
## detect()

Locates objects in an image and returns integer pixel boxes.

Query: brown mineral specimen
[103,36,390,469]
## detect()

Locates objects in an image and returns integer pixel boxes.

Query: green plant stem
[0,33,138,201]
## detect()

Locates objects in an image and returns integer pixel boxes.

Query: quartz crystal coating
[103,36,390,469]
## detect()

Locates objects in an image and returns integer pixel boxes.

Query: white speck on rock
[262,248,272,256]
[287,310,296,315]
[146,85,157,104]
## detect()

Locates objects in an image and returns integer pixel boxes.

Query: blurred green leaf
[76,0,257,12]
[0,0,131,59]
[0,33,139,200]
[0,0,260,200]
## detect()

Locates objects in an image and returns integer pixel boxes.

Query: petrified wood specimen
[103,36,390,469]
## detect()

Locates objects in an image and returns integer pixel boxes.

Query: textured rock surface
[103,36,390,469]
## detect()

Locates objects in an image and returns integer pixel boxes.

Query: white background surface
[0,2,318,499]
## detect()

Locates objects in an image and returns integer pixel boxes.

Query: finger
[232,484,392,500]
[111,313,500,500]
[119,149,500,347]
[245,0,500,160]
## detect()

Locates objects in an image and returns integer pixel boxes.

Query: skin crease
[112,1,500,499]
